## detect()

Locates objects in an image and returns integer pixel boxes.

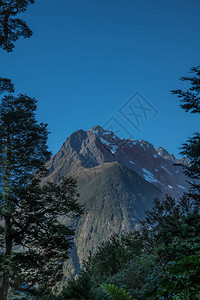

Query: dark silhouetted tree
[0,0,34,52]
[143,66,200,299]
[172,66,200,201]
[0,77,14,94]
[172,66,200,114]
[0,94,83,299]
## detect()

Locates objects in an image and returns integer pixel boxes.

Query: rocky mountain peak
[45,125,189,198]
[156,146,170,157]
[156,146,175,161]
[90,125,122,146]
[156,146,189,165]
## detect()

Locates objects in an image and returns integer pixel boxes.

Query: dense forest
[0,1,200,300]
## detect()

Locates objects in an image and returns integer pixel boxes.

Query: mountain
[45,125,188,198]
[44,125,189,278]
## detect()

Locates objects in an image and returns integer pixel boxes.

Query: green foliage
[0,0,35,52]
[7,288,34,299]
[54,197,200,299]
[155,238,200,299]
[107,252,159,300]
[101,284,135,300]
[141,195,200,299]
[84,235,131,279]
[171,65,200,114]
[180,133,200,179]
[82,232,152,284]
[172,66,200,198]
[56,274,94,300]
[58,232,155,300]
[143,65,200,300]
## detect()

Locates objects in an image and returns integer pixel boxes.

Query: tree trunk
[1,235,12,299]
[1,215,12,300]
[1,272,10,300]
[1,127,12,300]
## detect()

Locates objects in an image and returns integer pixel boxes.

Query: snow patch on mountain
[99,137,110,147]
[161,165,172,175]
[178,184,185,189]
[111,145,118,154]
[98,136,119,154]
[142,168,158,183]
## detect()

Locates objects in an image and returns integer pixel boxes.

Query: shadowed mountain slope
[62,162,164,278]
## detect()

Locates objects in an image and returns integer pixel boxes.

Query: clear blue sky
[1,0,200,157]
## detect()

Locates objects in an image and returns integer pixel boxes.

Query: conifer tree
[0,94,83,299]
[142,66,200,299]
[172,66,200,201]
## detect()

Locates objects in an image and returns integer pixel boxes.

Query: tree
[0,3,83,298]
[172,66,200,114]
[171,66,200,182]
[0,94,83,299]
[172,66,200,203]
[0,0,34,52]
[142,66,200,299]
[0,0,33,108]
[59,232,154,300]
[101,284,135,300]
[0,78,14,94]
